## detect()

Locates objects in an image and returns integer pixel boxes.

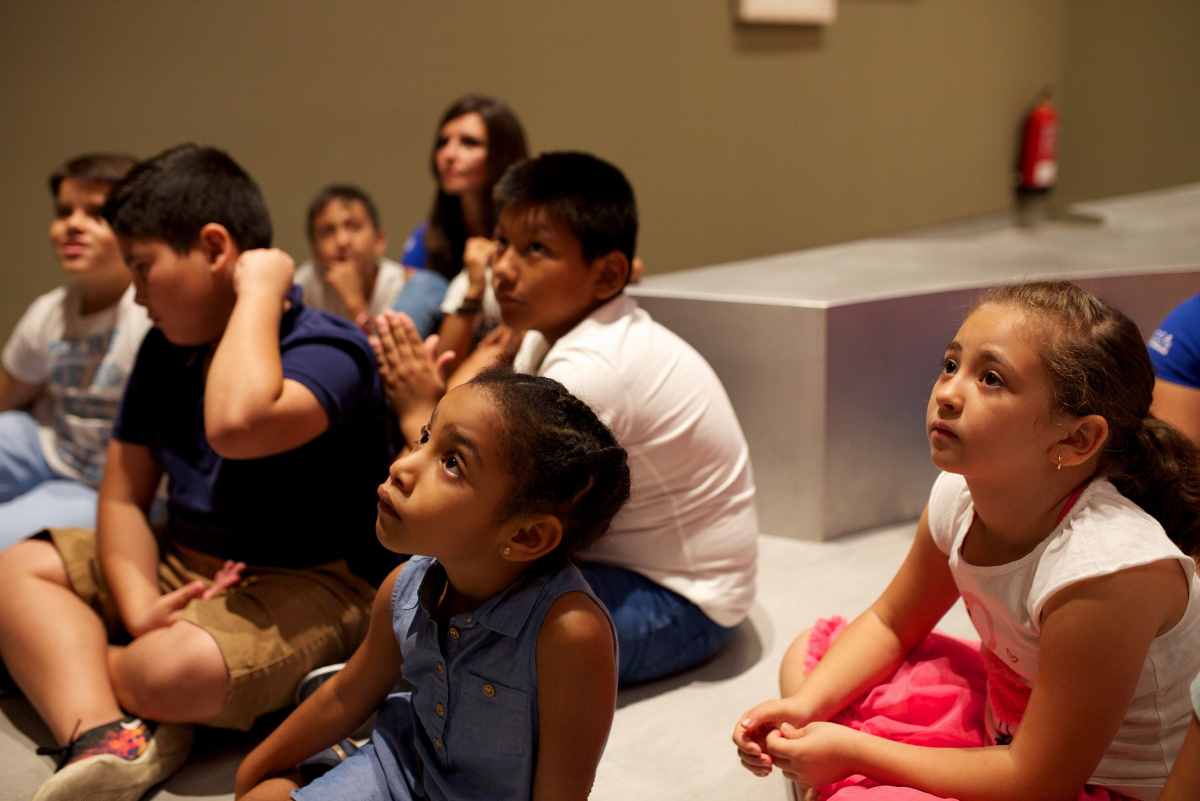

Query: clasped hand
[127,560,245,637]
[733,698,860,788]
[368,311,456,417]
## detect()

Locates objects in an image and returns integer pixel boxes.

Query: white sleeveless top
[928,471,1200,801]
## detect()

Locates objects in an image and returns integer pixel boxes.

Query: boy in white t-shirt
[0,153,149,548]
[293,185,408,327]
[372,152,758,685]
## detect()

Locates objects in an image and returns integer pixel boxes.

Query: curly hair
[976,281,1200,556]
[468,368,631,561]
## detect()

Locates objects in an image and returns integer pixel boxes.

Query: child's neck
[73,269,130,316]
[437,559,528,620]
[964,470,1091,565]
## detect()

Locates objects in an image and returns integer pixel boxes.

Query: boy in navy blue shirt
[0,144,393,801]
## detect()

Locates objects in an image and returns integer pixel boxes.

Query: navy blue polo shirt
[114,287,396,579]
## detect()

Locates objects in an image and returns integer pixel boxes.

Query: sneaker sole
[294,662,345,705]
[32,724,194,801]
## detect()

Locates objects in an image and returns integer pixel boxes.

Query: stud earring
[503,545,512,557]
[1056,453,1063,472]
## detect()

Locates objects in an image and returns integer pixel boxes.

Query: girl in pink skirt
[734,282,1200,801]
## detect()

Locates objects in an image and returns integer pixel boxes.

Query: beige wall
[0,1,1195,336]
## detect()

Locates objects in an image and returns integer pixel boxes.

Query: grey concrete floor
[0,524,974,801]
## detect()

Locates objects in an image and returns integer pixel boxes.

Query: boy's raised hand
[324,259,369,318]
[463,237,497,294]
[233,248,296,300]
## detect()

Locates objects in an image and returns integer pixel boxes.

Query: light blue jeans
[0,411,97,549]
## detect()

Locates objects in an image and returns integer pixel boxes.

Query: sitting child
[734,282,1200,801]
[0,152,147,547]
[0,144,393,801]
[371,151,759,687]
[234,368,627,801]
[294,184,408,325]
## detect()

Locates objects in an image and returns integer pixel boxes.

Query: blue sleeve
[1149,294,1200,390]
[112,331,163,445]
[391,269,450,338]
[283,341,375,426]
[400,223,428,268]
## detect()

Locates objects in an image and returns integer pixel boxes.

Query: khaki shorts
[48,527,375,730]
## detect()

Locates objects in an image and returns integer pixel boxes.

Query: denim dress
[294,556,611,801]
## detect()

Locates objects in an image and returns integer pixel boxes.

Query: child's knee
[114,621,229,721]
[0,536,68,587]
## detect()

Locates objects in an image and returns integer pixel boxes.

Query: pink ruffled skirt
[805,617,1136,801]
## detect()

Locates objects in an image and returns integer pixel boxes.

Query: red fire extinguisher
[1018,89,1058,193]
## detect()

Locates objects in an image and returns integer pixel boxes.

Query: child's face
[492,207,607,343]
[376,384,515,562]
[49,179,124,279]
[310,199,385,275]
[927,303,1065,480]
[122,238,231,345]
[435,112,488,197]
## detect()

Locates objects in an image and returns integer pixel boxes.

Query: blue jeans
[579,562,736,687]
[0,411,98,549]
[391,270,450,339]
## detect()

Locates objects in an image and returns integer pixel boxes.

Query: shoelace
[35,718,82,771]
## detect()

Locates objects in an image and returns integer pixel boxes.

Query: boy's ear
[1056,414,1109,469]
[501,513,564,563]
[198,223,238,273]
[373,231,388,260]
[591,251,630,303]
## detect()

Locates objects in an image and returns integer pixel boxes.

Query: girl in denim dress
[237,369,628,801]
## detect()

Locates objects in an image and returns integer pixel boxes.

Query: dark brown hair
[424,95,528,281]
[977,281,1200,556]
[49,153,138,198]
[469,368,630,562]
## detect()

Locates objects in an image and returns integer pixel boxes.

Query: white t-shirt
[2,285,151,486]
[513,295,759,627]
[928,471,1200,800]
[294,257,407,320]
[440,268,501,330]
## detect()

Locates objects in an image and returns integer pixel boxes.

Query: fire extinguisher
[1017,88,1058,194]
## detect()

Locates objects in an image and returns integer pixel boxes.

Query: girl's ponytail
[1107,418,1200,558]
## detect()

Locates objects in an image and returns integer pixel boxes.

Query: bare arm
[436,310,479,376]
[1152,378,1200,446]
[234,565,406,798]
[205,249,330,459]
[97,438,166,634]
[1161,713,1200,801]
[735,506,959,769]
[532,592,617,801]
[0,366,41,411]
[768,559,1184,801]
